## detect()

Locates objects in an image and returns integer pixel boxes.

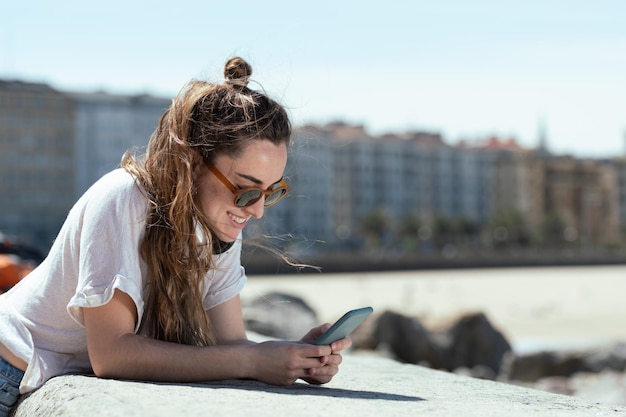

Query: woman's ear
[191,150,207,184]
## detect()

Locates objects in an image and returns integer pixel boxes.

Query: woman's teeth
[229,213,247,224]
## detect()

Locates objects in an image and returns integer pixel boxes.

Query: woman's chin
[215,229,238,243]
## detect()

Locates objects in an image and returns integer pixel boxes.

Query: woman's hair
[122,57,291,346]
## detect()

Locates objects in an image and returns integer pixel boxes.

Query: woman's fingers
[330,336,352,353]
[299,323,331,344]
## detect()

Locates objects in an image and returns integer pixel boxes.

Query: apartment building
[71,91,170,196]
[262,123,622,253]
[1,79,622,253]
[608,157,626,233]
[263,124,498,250]
[0,80,171,248]
[542,156,620,245]
[0,80,75,248]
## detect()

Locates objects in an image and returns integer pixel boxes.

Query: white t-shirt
[0,169,247,393]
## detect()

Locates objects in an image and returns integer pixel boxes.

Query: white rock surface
[12,355,626,417]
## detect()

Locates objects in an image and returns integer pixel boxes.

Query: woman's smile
[228,212,249,226]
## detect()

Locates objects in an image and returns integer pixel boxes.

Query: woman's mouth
[228,212,248,226]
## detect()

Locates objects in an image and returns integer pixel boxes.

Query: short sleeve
[66,170,147,331]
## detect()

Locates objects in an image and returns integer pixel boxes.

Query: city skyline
[2,1,625,158]
[1,78,624,254]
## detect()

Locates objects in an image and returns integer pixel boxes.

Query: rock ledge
[13,355,625,417]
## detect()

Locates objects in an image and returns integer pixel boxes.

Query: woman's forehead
[216,140,287,184]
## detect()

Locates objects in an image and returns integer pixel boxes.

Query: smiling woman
[197,140,288,242]
[0,56,352,417]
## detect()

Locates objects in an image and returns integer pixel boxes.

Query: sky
[2,0,625,158]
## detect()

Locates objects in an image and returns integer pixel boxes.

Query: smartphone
[313,306,374,345]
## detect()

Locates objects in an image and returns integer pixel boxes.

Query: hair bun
[224,57,252,89]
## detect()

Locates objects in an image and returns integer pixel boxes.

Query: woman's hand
[245,324,352,386]
[247,341,334,386]
[299,324,352,385]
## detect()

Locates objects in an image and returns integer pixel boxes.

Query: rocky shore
[240,266,626,406]
[242,293,626,406]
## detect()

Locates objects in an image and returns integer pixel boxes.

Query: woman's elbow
[89,351,123,379]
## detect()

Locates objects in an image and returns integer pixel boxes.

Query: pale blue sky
[2,0,625,157]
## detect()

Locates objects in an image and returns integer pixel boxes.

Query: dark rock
[372,310,445,368]
[442,312,512,375]
[242,292,318,340]
[581,342,626,373]
[366,310,512,376]
[507,351,585,382]
[507,342,626,383]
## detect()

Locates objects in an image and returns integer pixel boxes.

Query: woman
[0,57,350,416]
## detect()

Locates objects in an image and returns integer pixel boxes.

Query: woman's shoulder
[76,168,148,218]
[90,168,142,194]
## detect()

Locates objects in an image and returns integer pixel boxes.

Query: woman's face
[196,139,288,242]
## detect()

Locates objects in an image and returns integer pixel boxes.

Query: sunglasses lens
[236,190,263,207]
[264,189,287,206]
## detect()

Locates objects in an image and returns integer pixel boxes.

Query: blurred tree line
[358,207,620,256]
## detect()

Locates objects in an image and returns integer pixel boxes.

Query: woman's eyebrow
[235,172,263,185]
[235,171,282,187]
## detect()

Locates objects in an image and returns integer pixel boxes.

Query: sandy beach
[241,265,626,354]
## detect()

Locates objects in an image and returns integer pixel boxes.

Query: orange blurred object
[0,254,33,293]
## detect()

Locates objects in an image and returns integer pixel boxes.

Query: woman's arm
[206,294,251,345]
[207,295,351,385]
[83,289,334,386]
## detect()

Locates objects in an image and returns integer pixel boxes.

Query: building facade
[0,79,170,249]
[541,157,620,246]
[71,92,170,196]
[0,80,75,247]
[1,79,623,254]
[262,123,623,253]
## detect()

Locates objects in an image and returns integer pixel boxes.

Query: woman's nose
[245,198,266,219]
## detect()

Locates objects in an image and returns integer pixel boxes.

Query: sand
[241,264,626,353]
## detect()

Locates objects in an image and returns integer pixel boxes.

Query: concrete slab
[12,355,626,417]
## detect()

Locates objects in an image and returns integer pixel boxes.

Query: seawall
[242,250,626,275]
[13,355,625,417]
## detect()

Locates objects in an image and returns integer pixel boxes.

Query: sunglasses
[208,165,290,207]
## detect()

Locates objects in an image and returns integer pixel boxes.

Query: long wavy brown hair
[121,57,291,346]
